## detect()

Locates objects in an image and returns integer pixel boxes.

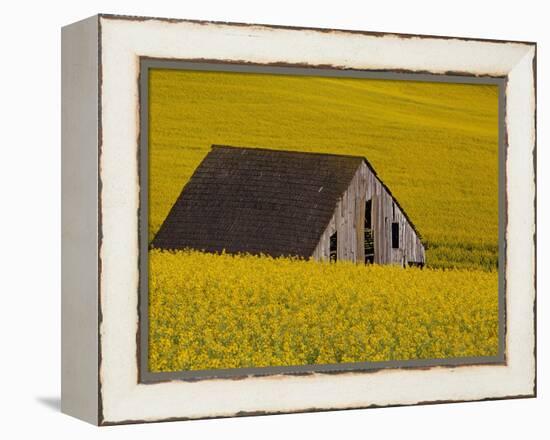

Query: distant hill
[148,70,499,270]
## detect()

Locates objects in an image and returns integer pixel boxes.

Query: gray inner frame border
[138,58,507,383]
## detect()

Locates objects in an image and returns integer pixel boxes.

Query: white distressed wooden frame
[61,14,536,425]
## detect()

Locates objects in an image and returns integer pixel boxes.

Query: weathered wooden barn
[152,145,425,267]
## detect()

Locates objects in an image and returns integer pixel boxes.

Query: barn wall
[312,162,425,266]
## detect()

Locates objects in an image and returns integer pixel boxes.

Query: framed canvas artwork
[61,14,536,425]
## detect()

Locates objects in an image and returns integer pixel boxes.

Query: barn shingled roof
[151,145,422,257]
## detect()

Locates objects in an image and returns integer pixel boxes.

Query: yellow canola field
[149,250,499,372]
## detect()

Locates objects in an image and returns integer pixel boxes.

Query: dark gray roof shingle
[151,145,364,258]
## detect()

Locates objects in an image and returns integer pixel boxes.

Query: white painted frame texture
[62,14,536,425]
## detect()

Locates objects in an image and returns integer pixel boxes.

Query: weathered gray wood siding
[312,161,425,266]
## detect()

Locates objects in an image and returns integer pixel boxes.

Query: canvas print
[144,66,501,374]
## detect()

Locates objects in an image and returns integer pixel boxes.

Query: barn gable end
[312,161,425,266]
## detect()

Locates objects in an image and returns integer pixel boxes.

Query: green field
[149,69,499,270]
[147,69,500,371]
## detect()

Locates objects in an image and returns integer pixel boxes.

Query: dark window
[391,222,399,249]
[329,231,337,262]
[364,199,374,264]
[365,199,372,229]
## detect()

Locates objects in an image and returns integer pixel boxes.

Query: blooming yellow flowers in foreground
[149,249,499,372]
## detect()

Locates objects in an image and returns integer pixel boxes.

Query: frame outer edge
[531,44,537,398]
[61,14,100,425]
[95,15,537,424]
[97,12,537,46]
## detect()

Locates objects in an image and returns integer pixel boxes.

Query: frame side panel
[61,15,100,425]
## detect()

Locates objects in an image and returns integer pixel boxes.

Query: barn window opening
[364,200,374,264]
[391,222,400,249]
[329,231,337,262]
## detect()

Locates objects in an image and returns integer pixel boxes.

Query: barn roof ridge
[211,144,365,161]
[211,144,424,243]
